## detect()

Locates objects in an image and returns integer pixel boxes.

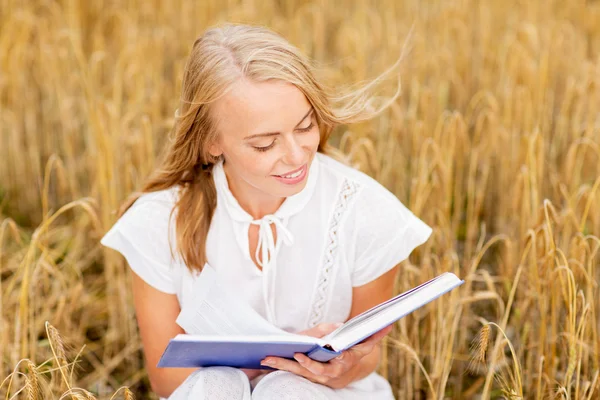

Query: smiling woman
[100,23,431,399]
[209,79,321,215]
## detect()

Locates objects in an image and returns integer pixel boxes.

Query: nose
[282,135,305,166]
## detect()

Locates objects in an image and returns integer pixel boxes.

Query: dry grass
[1,0,600,398]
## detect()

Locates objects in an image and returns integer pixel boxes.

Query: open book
[158,267,464,369]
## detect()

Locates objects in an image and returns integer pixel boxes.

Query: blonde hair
[118,23,405,272]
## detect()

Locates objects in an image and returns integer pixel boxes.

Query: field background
[2,0,600,398]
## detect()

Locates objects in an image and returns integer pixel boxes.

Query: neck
[223,165,285,220]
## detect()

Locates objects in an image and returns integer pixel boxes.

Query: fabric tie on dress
[250,215,294,325]
[211,157,319,326]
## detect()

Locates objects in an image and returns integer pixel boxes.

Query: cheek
[234,148,279,177]
[304,130,321,150]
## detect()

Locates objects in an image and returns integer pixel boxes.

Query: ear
[207,142,222,159]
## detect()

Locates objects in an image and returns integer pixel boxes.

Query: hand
[297,322,343,338]
[260,324,393,389]
[242,323,342,381]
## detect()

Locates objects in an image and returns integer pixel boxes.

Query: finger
[328,350,358,369]
[260,356,299,372]
[293,353,345,378]
[349,325,394,358]
[261,356,326,384]
[299,322,343,338]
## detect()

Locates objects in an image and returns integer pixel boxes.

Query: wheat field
[1,0,600,398]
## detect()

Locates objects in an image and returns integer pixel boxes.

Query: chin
[269,175,309,198]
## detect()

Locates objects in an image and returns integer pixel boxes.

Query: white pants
[167,367,394,399]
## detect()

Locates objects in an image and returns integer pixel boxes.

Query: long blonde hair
[118,23,405,273]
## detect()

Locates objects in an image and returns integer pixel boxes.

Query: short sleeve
[100,192,179,294]
[350,185,432,287]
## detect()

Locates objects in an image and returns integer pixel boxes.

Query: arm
[328,263,399,385]
[261,264,399,389]
[131,271,196,398]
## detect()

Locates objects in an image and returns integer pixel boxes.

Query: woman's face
[209,79,321,203]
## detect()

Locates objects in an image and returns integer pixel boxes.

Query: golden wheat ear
[25,360,42,400]
[111,386,136,400]
[45,321,71,390]
[124,387,136,400]
[468,323,491,374]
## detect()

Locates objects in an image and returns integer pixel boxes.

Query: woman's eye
[252,120,314,152]
[297,122,314,132]
[253,141,276,152]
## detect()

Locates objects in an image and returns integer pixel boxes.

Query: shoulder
[316,152,374,187]
[315,153,404,214]
[315,152,431,247]
[314,155,433,287]
[103,186,182,256]
[101,186,184,294]
[130,186,180,213]
[120,186,181,227]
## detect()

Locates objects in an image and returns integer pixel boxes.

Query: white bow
[250,214,294,325]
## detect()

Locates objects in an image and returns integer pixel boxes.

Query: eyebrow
[244,108,314,140]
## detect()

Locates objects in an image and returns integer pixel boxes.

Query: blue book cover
[158,272,464,369]
[157,336,339,369]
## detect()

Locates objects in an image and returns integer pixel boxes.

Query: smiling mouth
[274,165,306,179]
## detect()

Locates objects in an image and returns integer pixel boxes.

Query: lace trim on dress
[308,179,361,327]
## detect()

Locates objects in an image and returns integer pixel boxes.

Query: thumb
[299,322,343,338]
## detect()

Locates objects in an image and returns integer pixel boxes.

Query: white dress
[100,153,432,399]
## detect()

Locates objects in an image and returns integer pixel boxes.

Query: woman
[101,24,431,399]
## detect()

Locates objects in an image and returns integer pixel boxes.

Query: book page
[173,334,323,345]
[327,272,463,351]
[176,265,289,337]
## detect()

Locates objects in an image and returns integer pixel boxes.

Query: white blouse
[100,152,432,397]
[101,152,431,331]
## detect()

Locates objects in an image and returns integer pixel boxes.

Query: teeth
[281,168,303,179]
